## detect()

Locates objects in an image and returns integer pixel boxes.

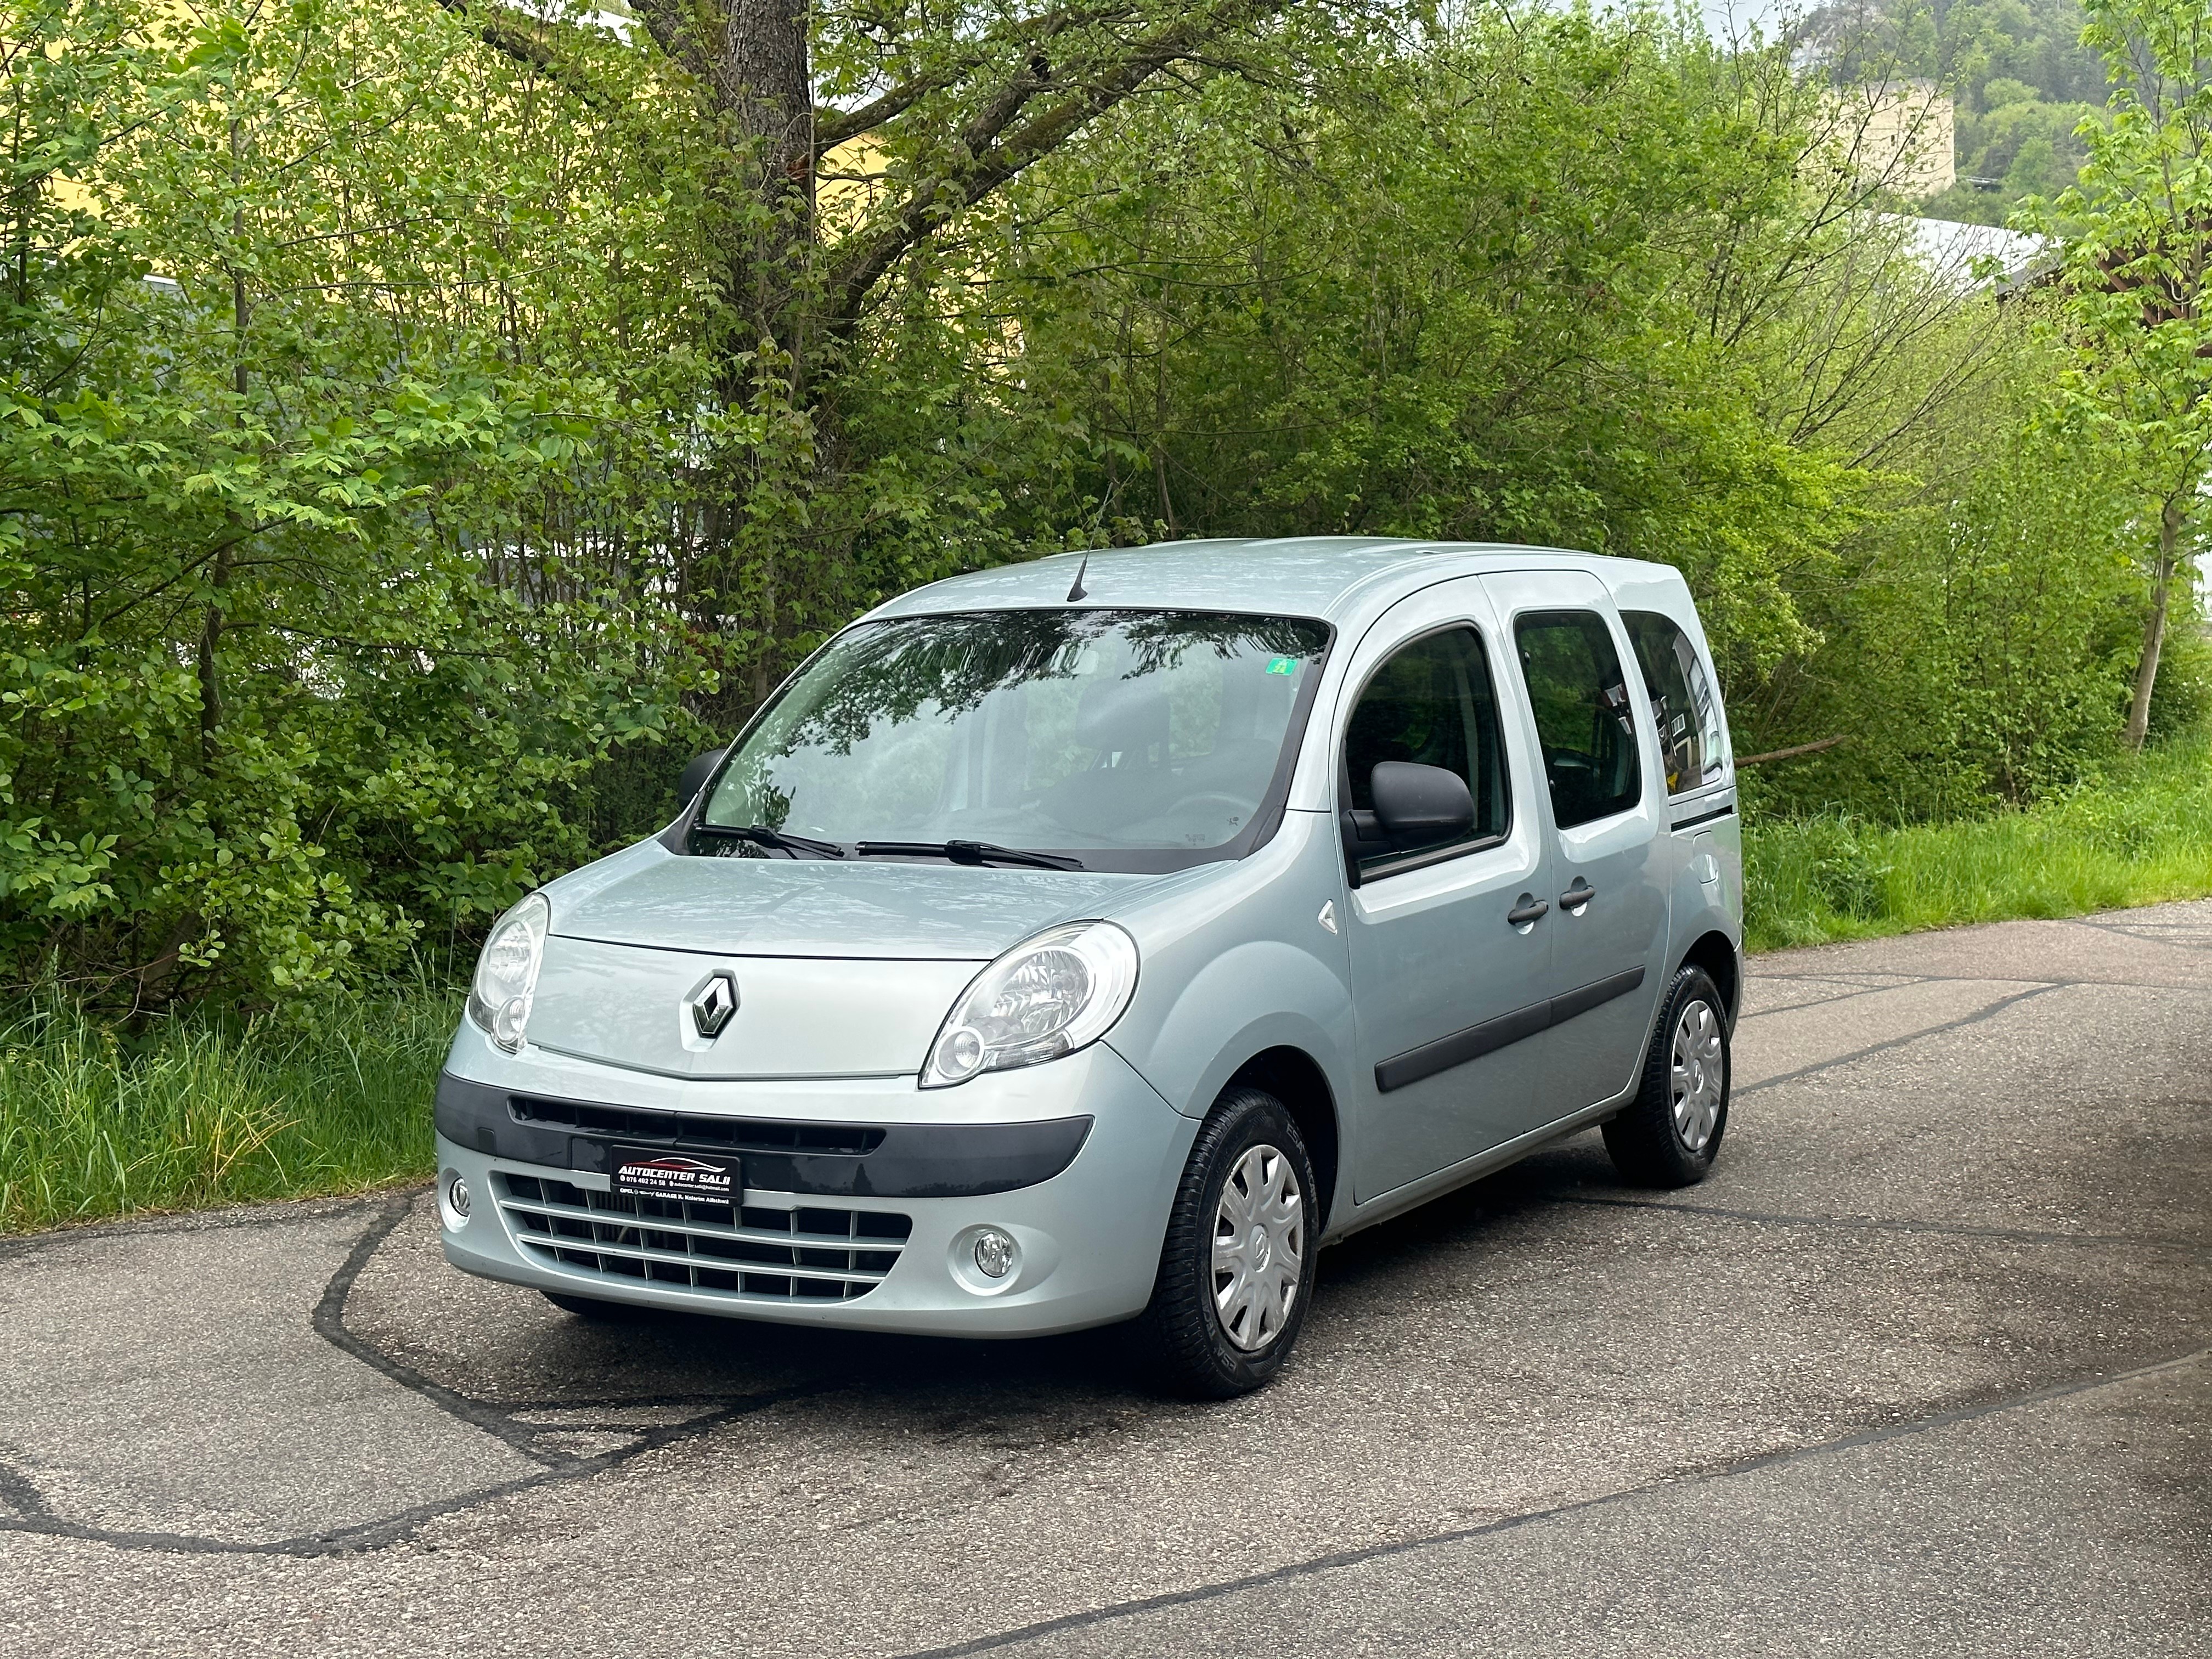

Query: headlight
[921,921,1139,1088]
[466,892,550,1053]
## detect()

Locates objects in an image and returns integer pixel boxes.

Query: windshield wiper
[854,839,1085,871]
[691,823,846,859]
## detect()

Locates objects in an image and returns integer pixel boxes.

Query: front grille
[496,1172,912,1301]
[508,1095,885,1157]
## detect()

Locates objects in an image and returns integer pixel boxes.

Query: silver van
[435,538,1742,1395]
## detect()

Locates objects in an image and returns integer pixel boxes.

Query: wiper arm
[854,839,1085,871]
[691,823,847,859]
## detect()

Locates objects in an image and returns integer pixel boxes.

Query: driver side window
[1341,627,1510,877]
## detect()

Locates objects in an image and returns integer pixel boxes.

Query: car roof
[866,536,1685,627]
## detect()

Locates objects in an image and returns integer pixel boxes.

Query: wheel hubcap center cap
[1248,1224,1271,1270]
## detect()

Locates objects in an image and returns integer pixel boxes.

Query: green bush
[1,1,712,1009]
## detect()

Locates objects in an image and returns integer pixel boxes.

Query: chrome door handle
[1506,899,1550,926]
[1560,885,1596,911]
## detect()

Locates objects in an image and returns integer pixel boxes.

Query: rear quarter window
[1622,611,1726,796]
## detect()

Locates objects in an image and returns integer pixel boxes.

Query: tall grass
[0,987,455,1233]
[1745,731,2212,951]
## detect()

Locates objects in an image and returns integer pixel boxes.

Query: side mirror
[678,747,726,808]
[1369,761,1475,849]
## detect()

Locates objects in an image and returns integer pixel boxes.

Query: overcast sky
[1696,0,1792,45]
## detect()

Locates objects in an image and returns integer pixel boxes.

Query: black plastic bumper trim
[433,1074,1092,1198]
[1374,964,1649,1094]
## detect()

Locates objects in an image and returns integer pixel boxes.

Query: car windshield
[699,608,1331,867]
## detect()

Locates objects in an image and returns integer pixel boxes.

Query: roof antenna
[1065,552,1090,602]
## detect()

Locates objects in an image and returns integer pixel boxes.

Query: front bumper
[434,1035,1198,1336]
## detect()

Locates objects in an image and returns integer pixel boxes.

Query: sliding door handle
[1506,899,1550,926]
[1560,885,1596,912]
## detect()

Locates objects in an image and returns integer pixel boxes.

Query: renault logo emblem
[687,970,739,1039]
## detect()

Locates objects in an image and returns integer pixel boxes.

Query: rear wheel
[1139,1087,1318,1398]
[1602,965,1730,1187]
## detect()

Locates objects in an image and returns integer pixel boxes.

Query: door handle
[1560,885,1596,912]
[1506,899,1550,926]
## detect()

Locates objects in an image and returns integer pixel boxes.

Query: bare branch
[825,0,1282,330]
[624,0,715,88]
[435,0,613,107]
[815,69,972,155]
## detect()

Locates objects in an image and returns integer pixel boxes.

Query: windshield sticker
[1265,656,1300,676]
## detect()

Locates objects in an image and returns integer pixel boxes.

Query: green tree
[2028,0,2212,748]
[440,0,1322,715]
[1,0,710,1005]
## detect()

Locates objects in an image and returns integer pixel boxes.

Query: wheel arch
[1221,1046,1341,1233]
[1677,928,1742,1028]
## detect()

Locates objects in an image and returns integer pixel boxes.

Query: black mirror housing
[1369,760,1475,849]
[678,747,725,807]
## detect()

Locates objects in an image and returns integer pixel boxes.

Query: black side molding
[1375,1002,1549,1094]
[1670,803,1736,831]
[1374,964,1649,1094]
[433,1074,1092,1198]
[1548,966,1647,1026]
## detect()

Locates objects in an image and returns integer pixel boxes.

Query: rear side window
[1513,611,1641,828]
[1623,611,1725,796]
[1341,627,1510,874]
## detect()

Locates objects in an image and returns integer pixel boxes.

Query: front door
[1483,572,1671,1114]
[1340,581,1556,1203]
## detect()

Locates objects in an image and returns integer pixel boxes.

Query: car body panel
[1322,577,1559,1201]
[1097,808,1357,1218]
[547,844,1154,960]
[527,937,980,1080]
[1480,569,1672,1111]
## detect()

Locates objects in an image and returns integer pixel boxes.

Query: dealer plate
[612,1147,741,1204]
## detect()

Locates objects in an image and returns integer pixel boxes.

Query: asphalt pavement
[2,901,2209,1656]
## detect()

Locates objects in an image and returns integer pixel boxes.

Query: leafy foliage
[2022,0,2212,749]
[1,0,2193,1009]
[2,1,714,1005]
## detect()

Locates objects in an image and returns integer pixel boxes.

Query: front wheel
[1139,1087,1319,1398]
[1602,964,1731,1187]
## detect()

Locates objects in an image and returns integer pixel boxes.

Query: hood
[545,845,1158,961]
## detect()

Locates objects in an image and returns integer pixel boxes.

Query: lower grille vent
[497,1172,911,1301]
[507,1096,885,1157]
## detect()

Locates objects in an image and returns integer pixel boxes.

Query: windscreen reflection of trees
[708,612,1328,850]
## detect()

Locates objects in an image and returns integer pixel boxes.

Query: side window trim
[1334,620,1515,888]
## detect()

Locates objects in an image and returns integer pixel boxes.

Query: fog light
[447,1174,471,1220]
[972,1228,1015,1279]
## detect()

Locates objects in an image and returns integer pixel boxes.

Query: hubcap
[1211,1144,1304,1352]
[1670,998,1725,1152]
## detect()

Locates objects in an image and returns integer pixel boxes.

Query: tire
[542,1289,665,1323]
[1602,964,1731,1188]
[1139,1087,1319,1398]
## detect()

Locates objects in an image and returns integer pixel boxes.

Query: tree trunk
[634,0,816,394]
[196,558,225,765]
[2123,495,2183,751]
[718,0,815,390]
